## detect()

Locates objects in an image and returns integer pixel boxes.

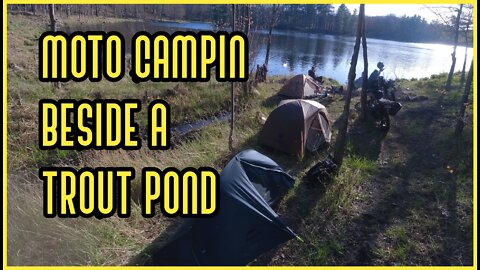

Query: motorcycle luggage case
[388,102,402,116]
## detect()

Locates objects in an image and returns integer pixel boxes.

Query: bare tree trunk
[360,8,368,121]
[333,4,364,168]
[446,4,463,91]
[229,4,236,151]
[264,4,279,68]
[460,15,471,87]
[49,4,60,89]
[460,47,468,87]
[242,5,251,96]
[49,4,56,31]
[245,5,251,35]
[455,60,473,135]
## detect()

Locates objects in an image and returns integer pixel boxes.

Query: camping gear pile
[304,157,338,185]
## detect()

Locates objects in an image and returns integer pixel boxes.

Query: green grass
[7,14,235,169]
[7,14,473,266]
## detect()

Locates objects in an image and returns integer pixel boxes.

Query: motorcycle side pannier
[388,102,402,116]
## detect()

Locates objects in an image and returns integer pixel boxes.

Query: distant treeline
[8,4,473,46]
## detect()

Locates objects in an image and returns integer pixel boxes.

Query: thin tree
[229,4,236,151]
[446,4,463,91]
[48,4,56,31]
[241,5,252,95]
[333,4,364,168]
[264,4,280,68]
[360,7,368,121]
[454,60,473,135]
[48,4,60,89]
[459,30,469,86]
[460,5,473,87]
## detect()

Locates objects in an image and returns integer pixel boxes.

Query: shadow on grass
[250,162,335,266]
[347,118,388,162]
[333,98,471,265]
[128,218,190,266]
[261,94,287,108]
[131,93,472,266]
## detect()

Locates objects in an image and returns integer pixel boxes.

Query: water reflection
[64,20,473,83]
[332,36,347,68]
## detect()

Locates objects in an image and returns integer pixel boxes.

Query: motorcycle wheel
[379,114,390,132]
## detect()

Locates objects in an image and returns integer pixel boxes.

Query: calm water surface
[65,20,473,83]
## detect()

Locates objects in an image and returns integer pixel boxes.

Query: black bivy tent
[131,149,296,265]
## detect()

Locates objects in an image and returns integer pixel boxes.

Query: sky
[340,4,456,22]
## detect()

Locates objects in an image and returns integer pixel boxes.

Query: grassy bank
[256,74,474,266]
[7,14,473,266]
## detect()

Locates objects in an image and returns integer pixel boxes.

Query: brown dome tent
[278,75,322,98]
[259,99,332,156]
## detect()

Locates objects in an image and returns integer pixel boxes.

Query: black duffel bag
[304,158,338,184]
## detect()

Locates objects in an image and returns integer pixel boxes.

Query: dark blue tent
[132,149,296,265]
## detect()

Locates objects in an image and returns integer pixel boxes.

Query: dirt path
[341,99,441,264]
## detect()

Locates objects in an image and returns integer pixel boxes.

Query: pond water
[64,20,473,84]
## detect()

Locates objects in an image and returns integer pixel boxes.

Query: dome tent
[259,99,332,156]
[278,74,322,98]
[131,150,296,266]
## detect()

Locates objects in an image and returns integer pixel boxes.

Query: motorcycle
[364,77,402,131]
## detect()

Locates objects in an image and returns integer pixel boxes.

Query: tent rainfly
[259,99,332,156]
[278,74,322,98]
[131,149,296,266]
